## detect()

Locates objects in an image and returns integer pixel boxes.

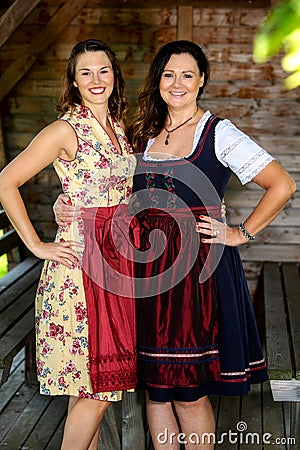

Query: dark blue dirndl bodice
[133,115,268,401]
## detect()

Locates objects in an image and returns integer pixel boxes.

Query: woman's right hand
[31,240,82,269]
[53,193,82,226]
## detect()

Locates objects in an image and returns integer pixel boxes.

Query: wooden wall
[0,0,299,278]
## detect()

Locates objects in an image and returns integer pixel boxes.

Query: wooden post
[177,6,193,41]
[121,390,146,450]
[0,114,6,170]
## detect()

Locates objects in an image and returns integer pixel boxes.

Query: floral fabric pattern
[35,105,136,400]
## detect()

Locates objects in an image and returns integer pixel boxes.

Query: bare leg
[66,397,100,450]
[173,396,215,449]
[146,396,180,450]
[61,397,110,450]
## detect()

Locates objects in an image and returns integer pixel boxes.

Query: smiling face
[159,53,204,111]
[73,51,114,110]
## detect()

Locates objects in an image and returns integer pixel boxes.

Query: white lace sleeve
[215,119,275,185]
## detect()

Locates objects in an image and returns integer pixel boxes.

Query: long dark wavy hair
[129,40,210,152]
[57,39,128,121]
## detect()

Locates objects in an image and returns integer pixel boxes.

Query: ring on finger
[213,229,217,237]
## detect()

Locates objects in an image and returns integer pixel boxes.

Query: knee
[77,397,110,420]
[95,399,110,419]
[147,399,173,410]
[174,395,211,413]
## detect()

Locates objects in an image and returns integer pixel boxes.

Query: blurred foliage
[253,0,300,89]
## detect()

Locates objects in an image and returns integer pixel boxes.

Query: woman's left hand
[196,215,247,246]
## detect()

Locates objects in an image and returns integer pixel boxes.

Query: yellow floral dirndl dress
[35,105,136,401]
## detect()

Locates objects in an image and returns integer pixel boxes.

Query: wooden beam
[0,115,6,170]
[0,0,41,48]
[177,6,193,41]
[71,0,272,6]
[0,0,89,102]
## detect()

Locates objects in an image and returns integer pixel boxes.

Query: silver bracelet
[238,222,256,241]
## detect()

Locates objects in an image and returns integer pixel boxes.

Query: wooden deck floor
[0,351,297,450]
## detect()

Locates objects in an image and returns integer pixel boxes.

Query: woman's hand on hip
[31,240,83,268]
[196,215,248,246]
[53,193,82,226]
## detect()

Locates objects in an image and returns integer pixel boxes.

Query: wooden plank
[100,391,146,450]
[8,96,57,115]
[228,173,300,192]
[204,99,300,121]
[193,26,264,46]
[0,115,6,169]
[0,262,42,313]
[240,245,300,263]
[60,0,272,6]
[262,382,286,448]
[225,191,300,209]
[0,360,24,414]
[72,7,177,27]
[290,403,300,443]
[270,380,300,402]
[0,285,37,337]
[264,263,293,379]
[177,6,193,40]
[281,263,300,380]
[0,0,41,48]
[0,308,35,385]
[0,229,22,258]
[12,79,61,97]
[239,383,262,450]
[0,390,51,449]
[12,72,298,101]
[98,404,121,450]
[225,224,300,246]
[214,395,240,449]
[0,256,41,294]
[0,375,39,442]
[193,7,268,26]
[45,419,66,450]
[121,390,146,450]
[228,208,300,227]
[23,396,68,449]
[201,114,299,136]
[0,0,89,101]
[58,24,176,48]
[25,330,37,385]
[255,136,300,154]
[0,209,11,229]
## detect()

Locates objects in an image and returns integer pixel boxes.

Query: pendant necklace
[164,108,198,145]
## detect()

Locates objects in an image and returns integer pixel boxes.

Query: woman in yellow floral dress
[0,39,137,450]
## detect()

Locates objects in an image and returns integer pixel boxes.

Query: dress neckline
[143,110,212,162]
[75,104,125,156]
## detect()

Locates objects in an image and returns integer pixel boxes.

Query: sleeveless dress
[35,104,137,400]
[133,112,270,402]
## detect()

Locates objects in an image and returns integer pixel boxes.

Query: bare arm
[0,120,80,267]
[197,160,296,246]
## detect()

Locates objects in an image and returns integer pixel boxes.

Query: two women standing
[0,39,296,450]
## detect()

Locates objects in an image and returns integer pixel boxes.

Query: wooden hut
[0,1,299,449]
[1,0,299,273]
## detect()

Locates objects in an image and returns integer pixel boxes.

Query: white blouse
[144,110,275,185]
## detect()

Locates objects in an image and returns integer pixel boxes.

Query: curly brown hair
[129,40,210,152]
[56,39,128,121]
